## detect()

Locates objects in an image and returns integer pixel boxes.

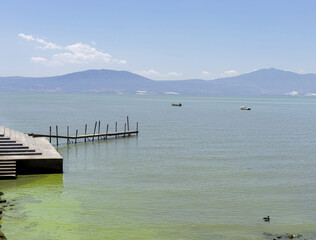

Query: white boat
[240,106,251,110]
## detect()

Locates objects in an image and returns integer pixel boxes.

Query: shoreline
[0,192,7,240]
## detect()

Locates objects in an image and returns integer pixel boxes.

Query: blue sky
[1,0,316,80]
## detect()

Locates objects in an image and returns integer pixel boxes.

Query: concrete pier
[0,126,63,179]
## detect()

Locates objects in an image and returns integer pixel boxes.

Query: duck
[263,216,270,222]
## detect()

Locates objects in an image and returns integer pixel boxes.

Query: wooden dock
[29,117,139,146]
[30,130,139,141]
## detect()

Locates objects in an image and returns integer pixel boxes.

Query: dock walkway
[30,130,139,141]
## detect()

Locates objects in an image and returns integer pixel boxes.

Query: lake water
[0,93,316,240]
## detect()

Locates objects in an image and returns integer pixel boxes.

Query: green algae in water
[0,174,83,240]
[0,174,160,240]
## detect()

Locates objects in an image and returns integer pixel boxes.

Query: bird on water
[263,216,270,222]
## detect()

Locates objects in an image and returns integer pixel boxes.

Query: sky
[1,0,316,80]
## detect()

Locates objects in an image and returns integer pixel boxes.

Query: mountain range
[1,68,316,96]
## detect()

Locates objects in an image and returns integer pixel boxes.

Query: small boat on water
[240,106,251,110]
[172,103,182,107]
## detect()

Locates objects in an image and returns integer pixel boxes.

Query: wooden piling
[115,121,117,138]
[106,124,109,139]
[124,123,126,137]
[67,126,69,144]
[136,122,138,135]
[85,124,87,143]
[56,125,59,146]
[49,126,52,143]
[93,122,97,141]
[98,121,101,140]
[127,116,130,136]
[75,130,78,144]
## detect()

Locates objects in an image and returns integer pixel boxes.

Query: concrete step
[0,149,36,153]
[0,158,16,179]
[0,151,42,156]
[0,137,10,140]
[0,161,16,164]
[0,143,23,146]
[0,170,16,173]
[0,166,16,169]
[0,140,16,143]
[0,174,16,179]
[0,146,29,150]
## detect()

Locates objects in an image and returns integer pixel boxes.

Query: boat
[240,106,251,110]
[172,103,182,107]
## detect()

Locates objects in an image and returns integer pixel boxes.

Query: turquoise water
[0,94,316,239]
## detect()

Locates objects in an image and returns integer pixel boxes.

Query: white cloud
[221,70,239,77]
[18,33,126,66]
[305,93,316,96]
[52,43,114,64]
[117,60,127,64]
[18,33,61,50]
[31,57,61,66]
[18,33,35,41]
[31,57,48,63]
[136,69,160,76]
[286,91,298,96]
[135,70,186,79]
[202,71,210,75]
[167,72,183,77]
